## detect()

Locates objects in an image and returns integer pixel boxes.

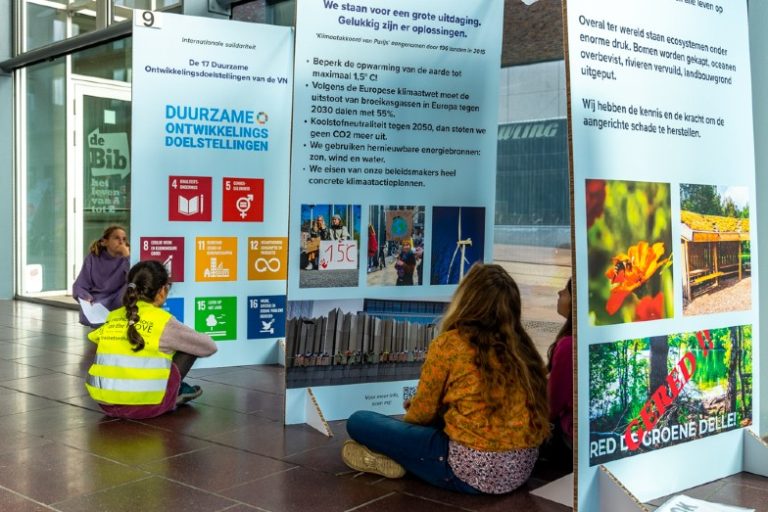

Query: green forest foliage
[589,327,752,433]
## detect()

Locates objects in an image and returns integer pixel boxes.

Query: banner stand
[305,388,333,437]
[743,430,768,477]
[586,429,768,511]
[530,473,573,508]
[598,466,648,512]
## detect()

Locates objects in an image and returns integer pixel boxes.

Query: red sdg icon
[168,176,212,222]
[222,177,264,222]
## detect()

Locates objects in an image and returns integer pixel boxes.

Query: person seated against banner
[394,238,417,286]
[85,260,217,419]
[341,263,550,494]
[329,214,351,240]
[73,225,131,327]
[539,278,574,470]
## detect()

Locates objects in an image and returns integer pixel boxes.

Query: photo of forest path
[589,325,752,465]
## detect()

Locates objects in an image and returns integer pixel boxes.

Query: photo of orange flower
[586,180,674,325]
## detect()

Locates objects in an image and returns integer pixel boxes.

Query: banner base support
[743,429,768,476]
[305,387,333,437]
[530,472,573,508]
[598,465,649,511]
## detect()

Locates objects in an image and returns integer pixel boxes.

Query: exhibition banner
[284,0,503,423]
[132,12,294,366]
[565,0,758,507]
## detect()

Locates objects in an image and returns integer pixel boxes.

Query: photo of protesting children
[367,205,425,287]
[299,204,361,288]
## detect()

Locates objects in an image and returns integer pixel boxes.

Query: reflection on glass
[25,60,68,292]
[82,95,132,256]
[71,11,98,37]
[73,38,132,82]
[112,0,182,22]
[25,3,67,51]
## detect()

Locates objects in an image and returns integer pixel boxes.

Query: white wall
[749,0,767,434]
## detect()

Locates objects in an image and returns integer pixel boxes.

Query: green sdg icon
[391,216,408,238]
[194,296,237,341]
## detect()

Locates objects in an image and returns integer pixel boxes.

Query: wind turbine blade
[457,207,462,240]
[447,245,460,283]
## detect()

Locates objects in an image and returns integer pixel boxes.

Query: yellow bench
[692,271,724,285]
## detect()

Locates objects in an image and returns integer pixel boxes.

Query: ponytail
[122,260,169,352]
[123,283,145,352]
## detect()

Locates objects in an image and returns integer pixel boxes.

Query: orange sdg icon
[248,237,287,280]
[195,237,238,282]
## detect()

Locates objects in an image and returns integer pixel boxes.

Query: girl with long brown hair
[342,263,550,494]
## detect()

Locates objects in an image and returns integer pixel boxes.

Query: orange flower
[634,293,664,321]
[605,241,669,315]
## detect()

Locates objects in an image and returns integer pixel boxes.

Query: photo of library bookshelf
[285,299,445,388]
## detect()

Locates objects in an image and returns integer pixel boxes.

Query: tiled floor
[0,300,569,512]
[644,472,768,511]
[4,299,766,512]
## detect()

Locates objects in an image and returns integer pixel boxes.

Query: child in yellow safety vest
[86,260,217,419]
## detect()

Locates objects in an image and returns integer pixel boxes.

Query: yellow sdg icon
[248,237,287,280]
[256,112,269,125]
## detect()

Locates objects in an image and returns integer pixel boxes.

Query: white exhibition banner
[132,12,293,367]
[284,0,503,423]
[565,0,758,508]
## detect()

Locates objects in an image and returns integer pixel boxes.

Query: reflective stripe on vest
[86,374,169,393]
[94,354,172,370]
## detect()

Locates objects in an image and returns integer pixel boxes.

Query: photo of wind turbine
[430,206,486,285]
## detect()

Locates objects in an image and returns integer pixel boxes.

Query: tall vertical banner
[564,0,759,509]
[132,12,293,366]
[285,0,503,423]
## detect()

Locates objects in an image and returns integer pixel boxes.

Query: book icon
[178,194,204,216]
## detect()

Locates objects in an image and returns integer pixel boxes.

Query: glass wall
[19,0,178,54]
[72,38,132,82]
[24,59,68,292]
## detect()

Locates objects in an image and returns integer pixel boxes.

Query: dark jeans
[346,411,480,494]
[173,350,197,378]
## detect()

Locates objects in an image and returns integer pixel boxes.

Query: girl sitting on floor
[342,263,550,494]
[86,260,217,419]
[73,225,130,327]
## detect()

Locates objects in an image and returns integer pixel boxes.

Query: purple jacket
[73,252,130,327]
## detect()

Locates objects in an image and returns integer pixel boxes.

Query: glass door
[71,80,131,289]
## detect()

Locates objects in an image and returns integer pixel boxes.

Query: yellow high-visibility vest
[86,302,173,405]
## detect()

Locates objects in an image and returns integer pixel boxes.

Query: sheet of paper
[78,299,110,325]
[657,495,754,512]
